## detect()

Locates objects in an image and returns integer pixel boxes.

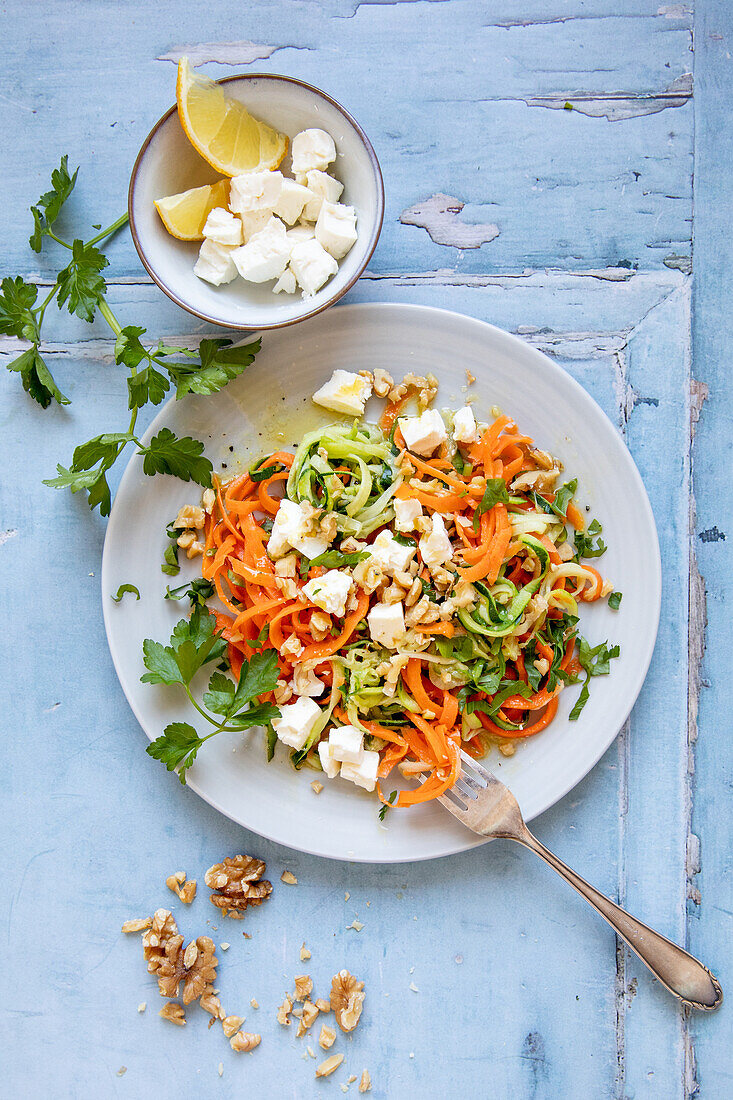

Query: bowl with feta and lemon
[128,60,384,329]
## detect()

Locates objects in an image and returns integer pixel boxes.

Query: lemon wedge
[153,179,229,240]
[176,57,288,176]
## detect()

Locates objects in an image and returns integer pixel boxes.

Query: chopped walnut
[281,633,304,659]
[601,578,615,598]
[175,504,205,529]
[528,445,559,471]
[200,991,225,1020]
[310,780,324,795]
[498,741,516,757]
[404,370,439,410]
[153,935,218,1005]
[300,943,312,961]
[142,909,179,969]
[294,975,313,1001]
[331,970,365,1033]
[281,870,298,885]
[315,998,331,1013]
[159,1002,185,1026]
[166,871,196,904]
[205,855,272,918]
[177,530,195,549]
[274,679,294,705]
[297,1000,320,1037]
[178,880,196,904]
[353,558,384,594]
[277,994,293,1025]
[511,467,561,493]
[230,1031,261,1052]
[276,578,300,601]
[373,368,394,397]
[318,1022,337,1049]
[121,917,151,934]
[465,369,476,385]
[405,578,422,608]
[310,611,332,641]
[222,1015,245,1038]
[274,552,298,578]
[202,487,216,513]
[187,539,205,559]
[316,1053,344,1078]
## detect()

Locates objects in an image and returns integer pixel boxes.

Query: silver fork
[419,749,722,1010]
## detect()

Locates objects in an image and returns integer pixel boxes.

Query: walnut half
[154,935,218,1005]
[330,969,365,1033]
[205,854,273,918]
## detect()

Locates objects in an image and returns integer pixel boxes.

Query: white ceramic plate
[102,304,661,862]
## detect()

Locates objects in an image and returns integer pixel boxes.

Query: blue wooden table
[1,2,731,1096]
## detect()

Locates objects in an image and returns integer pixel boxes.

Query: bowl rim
[128,72,385,331]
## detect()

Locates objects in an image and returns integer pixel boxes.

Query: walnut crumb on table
[316,1053,344,1078]
[294,974,313,1001]
[250,998,259,1009]
[281,869,298,885]
[159,1002,186,1026]
[121,917,151,933]
[300,942,311,961]
[331,970,365,1032]
[230,1031,261,1053]
[277,994,293,1025]
[319,1023,337,1050]
[359,1069,372,1092]
[205,855,272,918]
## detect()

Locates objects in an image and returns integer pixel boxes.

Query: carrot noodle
[185,399,616,809]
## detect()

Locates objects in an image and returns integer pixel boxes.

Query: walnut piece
[296,1000,320,1037]
[230,1031,261,1052]
[222,1015,245,1038]
[315,998,331,1013]
[121,917,151,934]
[277,994,293,1025]
[205,854,272,918]
[159,1002,185,1026]
[294,975,313,1001]
[142,909,179,970]
[166,872,197,904]
[281,870,298,885]
[300,943,311,961]
[359,1069,372,1092]
[200,991,225,1020]
[331,970,365,1033]
[316,1053,344,1078]
[175,504,205,529]
[153,934,218,1005]
[319,1022,337,1049]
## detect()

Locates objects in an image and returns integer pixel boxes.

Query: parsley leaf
[226,701,280,731]
[232,649,280,710]
[56,239,108,322]
[473,478,510,532]
[111,583,140,603]
[138,428,213,487]
[127,365,170,409]
[71,432,132,471]
[146,722,204,785]
[266,722,278,762]
[114,326,148,370]
[166,338,261,399]
[29,155,78,252]
[308,550,370,569]
[164,578,216,607]
[378,790,398,821]
[202,671,236,716]
[551,478,578,517]
[142,608,226,687]
[574,518,607,559]
[569,637,620,720]
[7,344,69,408]
[0,276,39,340]
[608,591,623,610]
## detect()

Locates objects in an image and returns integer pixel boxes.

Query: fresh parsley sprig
[142,607,280,783]
[568,637,621,720]
[2,156,261,516]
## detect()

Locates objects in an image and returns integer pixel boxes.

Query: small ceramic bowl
[128,74,384,330]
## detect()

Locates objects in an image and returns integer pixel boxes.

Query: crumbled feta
[327,725,364,764]
[370,530,416,574]
[292,664,325,698]
[231,217,290,283]
[368,601,406,649]
[394,497,423,533]
[291,129,337,174]
[340,749,379,792]
[419,513,454,570]
[289,238,339,296]
[273,178,314,225]
[203,207,243,247]
[303,569,353,617]
[398,409,448,457]
[228,170,283,215]
[272,697,322,751]
[267,499,329,560]
[312,369,372,416]
[318,740,340,778]
[315,201,358,260]
[193,238,238,286]
[453,405,479,444]
[301,170,344,221]
[273,267,297,294]
[239,210,271,241]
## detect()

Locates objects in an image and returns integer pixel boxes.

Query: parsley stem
[36,282,60,326]
[46,230,73,250]
[86,212,129,248]
[97,297,122,337]
[183,685,225,729]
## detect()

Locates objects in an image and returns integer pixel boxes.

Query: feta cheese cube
[267,500,330,561]
[327,724,364,764]
[303,569,353,617]
[286,222,316,244]
[419,513,454,571]
[394,497,423,533]
[273,178,314,225]
[193,238,238,286]
[228,170,283,215]
[231,217,290,283]
[239,210,271,241]
[398,409,448,457]
[273,267,297,294]
[302,170,344,221]
[291,129,337,174]
[368,601,406,649]
[315,201,358,260]
[292,664,325,698]
[289,238,339,296]
[370,530,416,574]
[272,697,322,751]
[453,405,479,444]
[340,749,379,792]
[318,739,340,778]
[203,207,243,247]
[312,369,372,416]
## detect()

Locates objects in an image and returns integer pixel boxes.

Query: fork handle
[515,827,722,1010]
